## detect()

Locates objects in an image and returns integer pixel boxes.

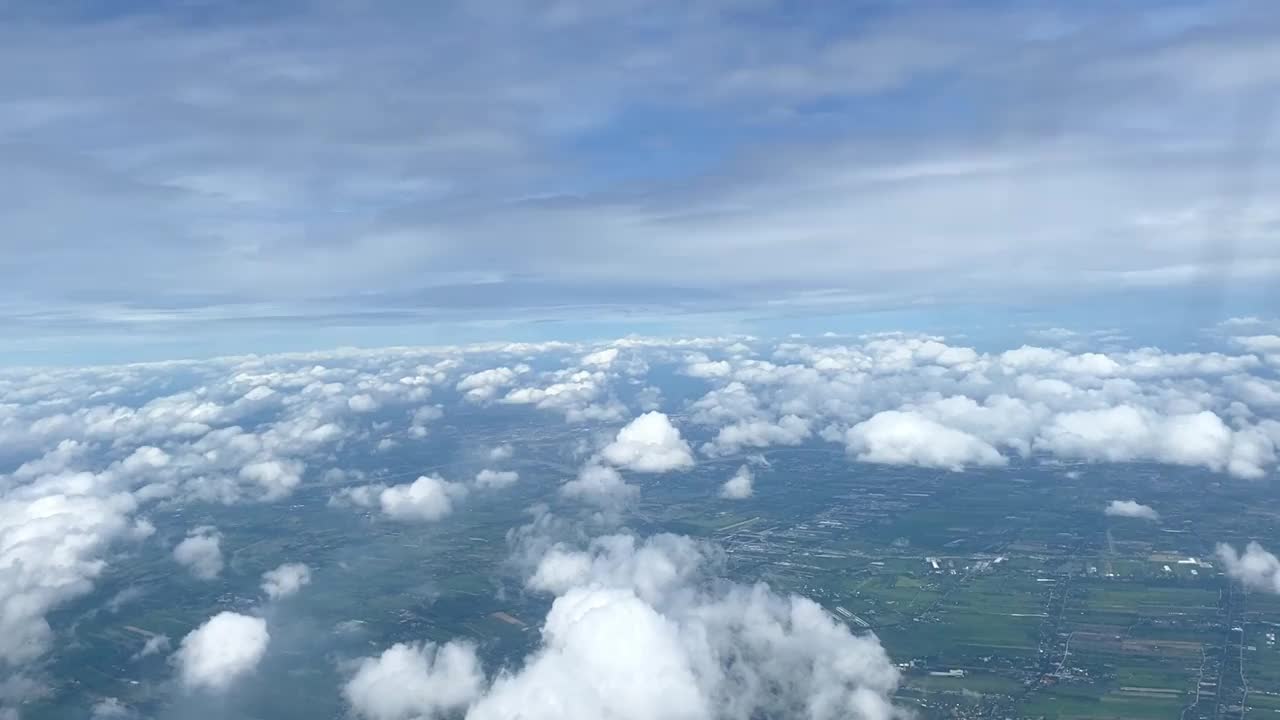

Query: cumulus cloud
[173,526,224,580]
[175,612,270,692]
[1035,406,1272,478]
[1104,499,1159,521]
[456,366,527,403]
[359,530,903,720]
[348,394,380,413]
[1232,335,1280,355]
[720,465,754,499]
[684,358,733,379]
[1216,542,1280,593]
[600,412,695,473]
[238,459,304,501]
[580,348,620,367]
[474,469,519,490]
[409,404,445,437]
[344,641,485,720]
[487,444,514,462]
[0,481,142,667]
[560,464,638,508]
[343,475,470,522]
[703,415,810,456]
[845,410,1006,470]
[261,563,312,600]
[500,367,624,423]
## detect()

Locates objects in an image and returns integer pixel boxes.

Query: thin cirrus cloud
[2,2,1280,361]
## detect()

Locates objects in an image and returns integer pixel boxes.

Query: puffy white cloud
[720,465,754,499]
[703,415,810,456]
[378,475,468,522]
[474,469,519,490]
[468,586,709,720]
[238,459,303,501]
[261,562,312,600]
[0,480,141,666]
[601,412,694,473]
[684,359,733,379]
[1035,406,1273,478]
[1217,542,1280,594]
[580,348,619,367]
[456,366,527,403]
[332,472,470,521]
[348,394,380,413]
[409,404,445,437]
[526,534,707,602]
[345,641,485,720]
[845,410,1006,470]
[466,532,901,720]
[175,612,269,692]
[1227,375,1280,410]
[1104,499,1159,521]
[913,395,1046,456]
[501,368,623,423]
[173,526,224,580]
[487,444,514,462]
[1232,335,1280,355]
[688,382,764,426]
[560,464,638,508]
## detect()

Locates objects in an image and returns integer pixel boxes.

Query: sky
[3,0,1280,364]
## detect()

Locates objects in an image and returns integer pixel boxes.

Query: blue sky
[2,0,1279,364]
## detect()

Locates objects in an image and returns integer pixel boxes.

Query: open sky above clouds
[3,0,1280,363]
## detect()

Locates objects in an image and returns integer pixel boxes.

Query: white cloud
[703,415,810,456]
[1217,542,1280,594]
[1104,499,1159,521]
[684,359,732,379]
[345,641,485,720]
[474,469,519,490]
[261,562,312,600]
[561,464,638,508]
[175,612,270,692]
[580,348,620,367]
[348,394,380,413]
[409,404,445,437]
[135,634,171,659]
[238,459,303,501]
[90,698,134,719]
[487,444,514,462]
[379,475,468,522]
[456,366,527,403]
[600,412,694,473]
[173,526,224,580]
[501,368,622,423]
[1232,335,1280,354]
[720,465,754,499]
[845,410,1006,470]
[0,480,141,667]
[465,531,901,720]
[1035,406,1273,478]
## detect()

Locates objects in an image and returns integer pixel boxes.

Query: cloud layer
[0,327,1277,714]
[348,530,902,720]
